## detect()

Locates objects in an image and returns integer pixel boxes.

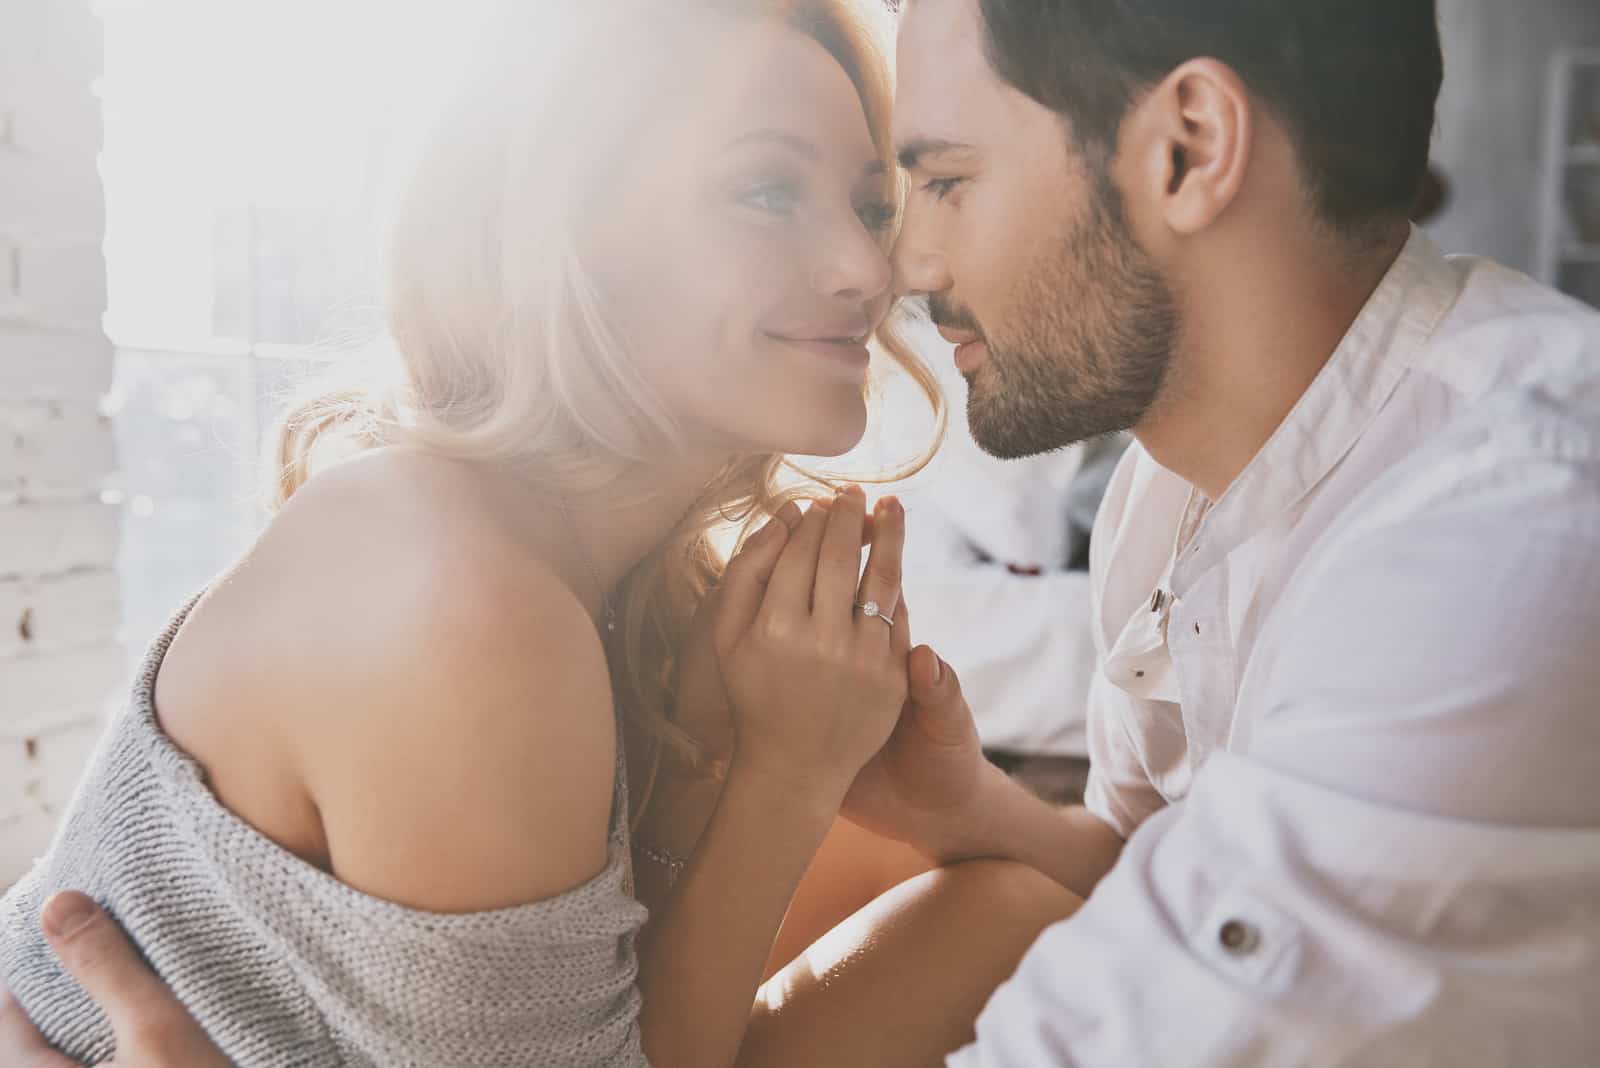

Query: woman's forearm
[630,768,726,916]
[634,762,841,1068]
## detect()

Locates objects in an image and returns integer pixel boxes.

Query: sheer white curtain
[98,0,490,662]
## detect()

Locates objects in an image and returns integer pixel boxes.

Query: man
[880,0,1600,1061]
[6,0,1599,1063]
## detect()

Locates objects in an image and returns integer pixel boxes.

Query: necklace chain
[559,496,617,634]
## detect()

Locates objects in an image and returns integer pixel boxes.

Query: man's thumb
[908,645,958,706]
[41,892,174,1039]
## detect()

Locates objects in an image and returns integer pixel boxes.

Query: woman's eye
[856,199,897,233]
[922,177,966,202]
[739,181,801,216]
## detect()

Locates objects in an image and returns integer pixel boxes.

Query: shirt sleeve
[952,436,1600,1066]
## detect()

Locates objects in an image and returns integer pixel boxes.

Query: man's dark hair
[977,0,1443,234]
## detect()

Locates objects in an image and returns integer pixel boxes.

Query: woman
[0,1,1081,1065]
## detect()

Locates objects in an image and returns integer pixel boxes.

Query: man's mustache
[926,294,982,336]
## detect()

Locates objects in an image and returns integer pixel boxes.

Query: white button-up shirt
[952,230,1600,1065]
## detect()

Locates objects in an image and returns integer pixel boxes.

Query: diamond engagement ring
[854,600,894,628]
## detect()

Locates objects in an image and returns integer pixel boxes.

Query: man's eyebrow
[896,138,977,171]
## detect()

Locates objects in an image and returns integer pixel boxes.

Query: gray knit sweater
[0,599,651,1066]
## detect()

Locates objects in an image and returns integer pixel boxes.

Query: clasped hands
[685,485,997,859]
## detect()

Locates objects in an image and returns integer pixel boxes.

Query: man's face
[893,0,1179,459]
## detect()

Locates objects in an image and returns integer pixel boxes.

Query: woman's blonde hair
[272,0,943,817]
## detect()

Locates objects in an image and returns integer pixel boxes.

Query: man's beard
[939,172,1179,460]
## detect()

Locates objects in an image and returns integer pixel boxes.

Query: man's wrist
[933,767,1126,899]
[921,760,1019,865]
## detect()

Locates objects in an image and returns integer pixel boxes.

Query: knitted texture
[0,599,650,1066]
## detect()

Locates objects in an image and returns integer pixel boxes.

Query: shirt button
[1218,919,1260,956]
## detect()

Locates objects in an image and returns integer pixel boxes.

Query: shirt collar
[1172,227,1463,594]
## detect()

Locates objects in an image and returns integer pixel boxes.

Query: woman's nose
[812,222,893,304]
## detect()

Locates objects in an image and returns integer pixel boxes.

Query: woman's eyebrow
[726,128,888,181]
[723,128,820,160]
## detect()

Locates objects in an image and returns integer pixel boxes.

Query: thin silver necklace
[559,495,617,634]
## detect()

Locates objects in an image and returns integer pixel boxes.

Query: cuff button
[1218,919,1261,956]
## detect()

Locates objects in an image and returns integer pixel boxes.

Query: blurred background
[4,0,1600,883]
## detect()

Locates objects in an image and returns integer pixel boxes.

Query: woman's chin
[712,395,868,460]
[789,403,869,459]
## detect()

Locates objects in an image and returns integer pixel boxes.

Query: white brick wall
[1,0,122,886]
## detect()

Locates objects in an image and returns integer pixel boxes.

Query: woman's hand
[0,892,232,1067]
[713,485,910,804]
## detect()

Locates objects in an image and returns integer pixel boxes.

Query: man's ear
[1123,58,1253,236]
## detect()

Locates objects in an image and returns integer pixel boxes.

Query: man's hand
[0,892,232,1067]
[840,644,1004,863]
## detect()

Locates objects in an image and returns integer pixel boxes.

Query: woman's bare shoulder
[157,447,620,910]
[178,447,582,666]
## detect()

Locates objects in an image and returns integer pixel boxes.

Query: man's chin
[967,404,1050,460]
[967,390,1107,460]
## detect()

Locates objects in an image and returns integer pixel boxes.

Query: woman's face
[585,14,895,460]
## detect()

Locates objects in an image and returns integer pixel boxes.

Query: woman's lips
[770,334,871,374]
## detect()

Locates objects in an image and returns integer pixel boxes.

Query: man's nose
[891,205,953,299]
